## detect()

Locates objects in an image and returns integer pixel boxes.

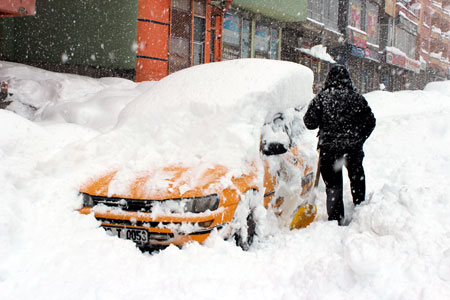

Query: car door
[261,109,315,218]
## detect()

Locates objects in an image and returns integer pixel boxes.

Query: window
[223,12,242,60]
[349,0,363,30]
[255,23,280,59]
[421,38,429,52]
[307,0,323,22]
[194,0,205,16]
[255,24,271,57]
[269,28,279,60]
[210,16,216,62]
[193,17,205,65]
[323,0,339,30]
[170,0,192,73]
[241,19,251,58]
[223,13,241,47]
[366,1,379,45]
[222,11,279,60]
[173,0,190,11]
[395,27,416,58]
[423,10,430,27]
[193,0,206,65]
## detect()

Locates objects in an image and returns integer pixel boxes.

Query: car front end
[78,165,258,249]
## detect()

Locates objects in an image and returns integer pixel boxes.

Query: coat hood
[323,64,354,91]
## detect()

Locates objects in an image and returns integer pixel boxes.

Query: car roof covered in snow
[91,59,314,172]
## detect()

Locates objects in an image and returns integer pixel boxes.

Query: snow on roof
[398,11,418,26]
[386,46,408,57]
[296,45,336,64]
[346,25,367,36]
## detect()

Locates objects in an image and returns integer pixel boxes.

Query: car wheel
[232,189,259,250]
[234,211,256,250]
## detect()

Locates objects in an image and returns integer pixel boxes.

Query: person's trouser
[319,148,366,225]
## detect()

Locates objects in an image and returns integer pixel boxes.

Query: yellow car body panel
[79,146,315,248]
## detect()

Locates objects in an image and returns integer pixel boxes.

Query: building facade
[0,0,231,81]
[220,0,308,62]
[136,0,232,81]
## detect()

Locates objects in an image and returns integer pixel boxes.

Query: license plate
[103,226,148,243]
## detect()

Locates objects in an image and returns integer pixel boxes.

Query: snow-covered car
[78,59,318,250]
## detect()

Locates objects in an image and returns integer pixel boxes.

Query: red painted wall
[136,0,227,82]
[0,0,36,17]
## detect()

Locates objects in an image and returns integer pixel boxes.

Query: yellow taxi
[79,59,317,250]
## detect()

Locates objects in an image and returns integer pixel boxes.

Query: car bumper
[78,203,237,246]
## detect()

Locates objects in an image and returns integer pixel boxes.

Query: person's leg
[345,150,366,205]
[320,150,344,224]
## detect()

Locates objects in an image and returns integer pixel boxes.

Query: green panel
[232,0,307,22]
[0,0,138,69]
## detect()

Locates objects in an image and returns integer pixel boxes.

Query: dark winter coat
[303,65,376,152]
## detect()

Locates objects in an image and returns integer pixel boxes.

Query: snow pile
[298,45,336,64]
[98,59,314,172]
[424,80,450,96]
[0,61,155,131]
[1,62,450,299]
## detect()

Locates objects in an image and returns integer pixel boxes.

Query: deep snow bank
[1,62,450,300]
[0,61,155,131]
[90,59,314,173]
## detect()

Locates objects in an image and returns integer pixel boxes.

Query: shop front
[343,27,382,93]
[222,9,281,61]
[363,47,382,92]
[222,0,307,62]
[296,43,336,93]
[136,0,230,82]
[383,48,421,91]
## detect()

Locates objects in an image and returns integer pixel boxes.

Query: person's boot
[326,188,344,225]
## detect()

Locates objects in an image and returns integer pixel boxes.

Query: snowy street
[1,61,450,299]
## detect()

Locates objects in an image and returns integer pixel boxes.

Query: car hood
[80,164,259,201]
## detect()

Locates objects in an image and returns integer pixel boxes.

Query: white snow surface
[104,59,314,173]
[0,61,155,131]
[298,45,336,64]
[1,62,450,299]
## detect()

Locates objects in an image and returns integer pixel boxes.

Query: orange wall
[136,0,226,82]
[136,0,170,82]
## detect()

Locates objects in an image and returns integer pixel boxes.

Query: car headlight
[81,193,94,208]
[183,194,220,213]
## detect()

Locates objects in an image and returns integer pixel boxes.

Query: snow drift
[1,61,450,300]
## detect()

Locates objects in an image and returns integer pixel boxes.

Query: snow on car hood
[81,59,313,192]
[80,163,259,202]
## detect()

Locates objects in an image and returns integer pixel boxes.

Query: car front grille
[91,195,156,212]
[97,217,221,236]
[96,217,170,228]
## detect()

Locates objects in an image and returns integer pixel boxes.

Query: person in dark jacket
[303,64,376,225]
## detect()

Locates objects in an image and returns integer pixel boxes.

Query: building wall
[0,0,138,75]
[136,0,226,81]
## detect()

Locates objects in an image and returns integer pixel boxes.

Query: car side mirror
[262,142,288,156]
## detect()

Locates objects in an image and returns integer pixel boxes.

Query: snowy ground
[1,61,450,299]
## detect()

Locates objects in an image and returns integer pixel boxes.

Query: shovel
[289,150,320,230]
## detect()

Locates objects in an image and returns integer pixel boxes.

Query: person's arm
[303,96,321,130]
[360,95,376,140]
